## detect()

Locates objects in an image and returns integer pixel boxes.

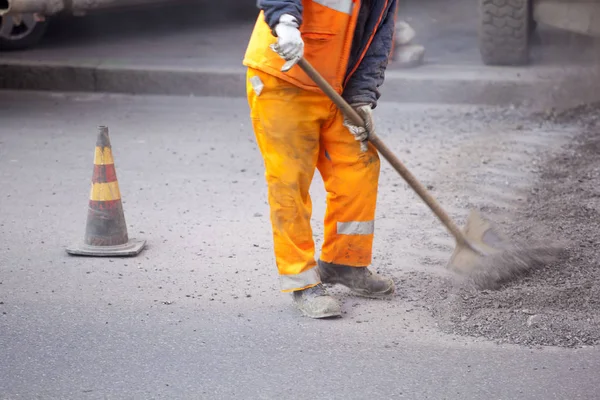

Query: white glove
[343,104,374,151]
[272,14,304,67]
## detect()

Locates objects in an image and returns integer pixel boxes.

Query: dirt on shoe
[319,261,395,298]
[292,284,342,319]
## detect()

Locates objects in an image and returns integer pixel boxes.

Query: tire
[0,13,49,51]
[478,0,531,66]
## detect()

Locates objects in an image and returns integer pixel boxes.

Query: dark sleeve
[342,0,397,109]
[257,0,304,30]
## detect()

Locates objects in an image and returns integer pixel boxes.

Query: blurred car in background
[0,0,257,50]
[479,0,600,66]
[8,0,599,65]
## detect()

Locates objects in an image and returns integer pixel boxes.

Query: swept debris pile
[410,105,600,348]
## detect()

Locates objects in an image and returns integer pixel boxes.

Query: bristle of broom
[462,245,566,290]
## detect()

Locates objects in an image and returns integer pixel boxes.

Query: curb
[0,61,246,98]
[2,59,599,108]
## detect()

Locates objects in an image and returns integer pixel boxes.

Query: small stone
[527,315,541,327]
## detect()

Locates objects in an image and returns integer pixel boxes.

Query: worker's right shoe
[318,260,395,299]
[292,283,342,319]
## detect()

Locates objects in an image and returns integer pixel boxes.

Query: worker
[243,0,398,318]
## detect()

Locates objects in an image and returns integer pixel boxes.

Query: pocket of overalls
[300,32,338,83]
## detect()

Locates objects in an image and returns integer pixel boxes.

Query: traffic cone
[66,126,146,257]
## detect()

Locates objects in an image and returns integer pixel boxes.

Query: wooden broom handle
[296,57,470,246]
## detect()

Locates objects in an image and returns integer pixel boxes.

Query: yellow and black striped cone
[66,126,146,257]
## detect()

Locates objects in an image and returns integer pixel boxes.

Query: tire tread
[479,0,530,65]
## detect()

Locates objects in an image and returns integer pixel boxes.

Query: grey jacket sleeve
[342,0,397,109]
[257,0,304,30]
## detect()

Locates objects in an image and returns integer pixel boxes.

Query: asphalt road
[1,91,598,399]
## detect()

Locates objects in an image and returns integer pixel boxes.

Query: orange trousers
[246,67,381,292]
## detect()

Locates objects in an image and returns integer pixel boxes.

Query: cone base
[66,238,146,257]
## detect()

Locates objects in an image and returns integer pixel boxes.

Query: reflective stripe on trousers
[246,68,381,292]
[337,221,375,235]
[279,267,321,292]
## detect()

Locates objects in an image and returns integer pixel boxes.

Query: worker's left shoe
[292,283,342,319]
[318,260,395,298]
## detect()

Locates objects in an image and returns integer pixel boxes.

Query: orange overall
[243,0,381,292]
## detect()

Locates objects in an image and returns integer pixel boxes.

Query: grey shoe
[318,260,395,298]
[292,283,342,319]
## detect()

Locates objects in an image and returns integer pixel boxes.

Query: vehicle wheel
[0,13,49,51]
[478,0,531,66]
